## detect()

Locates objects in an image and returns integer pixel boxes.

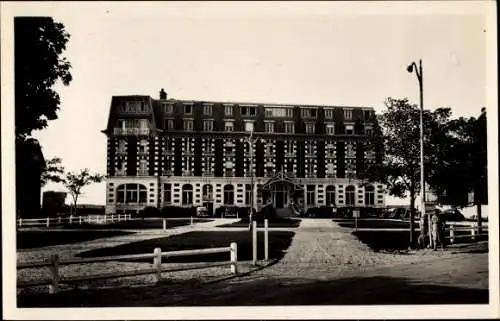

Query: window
[225,105,233,116]
[184,119,193,131]
[244,121,254,132]
[365,185,375,206]
[346,185,355,206]
[223,184,234,205]
[245,184,253,206]
[163,183,172,203]
[325,108,334,119]
[301,109,310,118]
[116,184,147,204]
[326,123,335,135]
[203,104,212,116]
[344,108,353,119]
[203,120,213,131]
[182,184,193,205]
[225,121,234,132]
[138,119,149,129]
[138,159,148,175]
[163,103,173,114]
[326,185,335,206]
[138,139,148,153]
[184,104,193,115]
[286,108,294,118]
[203,184,213,200]
[241,106,256,116]
[284,122,294,133]
[346,125,354,135]
[306,185,315,206]
[265,122,274,133]
[326,163,335,174]
[117,140,126,153]
[164,119,174,130]
[265,108,273,117]
[305,123,315,134]
[365,127,373,136]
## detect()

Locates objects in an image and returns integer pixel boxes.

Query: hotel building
[102,89,385,215]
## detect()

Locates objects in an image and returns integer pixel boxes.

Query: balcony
[285,152,296,158]
[202,195,214,202]
[183,170,194,176]
[116,170,127,176]
[202,171,214,177]
[137,169,149,176]
[162,149,174,156]
[114,128,150,136]
[162,170,173,176]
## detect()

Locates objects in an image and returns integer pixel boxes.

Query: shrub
[160,206,196,218]
[139,206,161,217]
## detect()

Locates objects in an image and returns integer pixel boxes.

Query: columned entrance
[259,169,303,210]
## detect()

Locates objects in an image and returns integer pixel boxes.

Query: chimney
[159,88,167,100]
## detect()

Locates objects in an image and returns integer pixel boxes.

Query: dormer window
[203,104,213,116]
[344,108,353,120]
[184,104,193,115]
[225,105,233,116]
[325,108,334,119]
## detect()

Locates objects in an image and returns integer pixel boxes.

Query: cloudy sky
[2,1,495,206]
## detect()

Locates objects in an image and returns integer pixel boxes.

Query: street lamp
[407,59,428,247]
[246,130,256,222]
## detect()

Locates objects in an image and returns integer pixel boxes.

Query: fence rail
[18,243,238,294]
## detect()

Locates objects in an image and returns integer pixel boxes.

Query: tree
[361,98,453,247]
[427,108,488,233]
[41,157,65,187]
[63,169,105,215]
[15,17,72,141]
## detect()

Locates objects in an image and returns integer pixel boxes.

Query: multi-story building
[102,89,385,215]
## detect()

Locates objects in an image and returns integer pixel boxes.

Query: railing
[113,128,150,136]
[17,214,133,228]
[137,169,149,176]
[17,243,238,294]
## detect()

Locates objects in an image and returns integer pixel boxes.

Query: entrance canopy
[259,169,303,191]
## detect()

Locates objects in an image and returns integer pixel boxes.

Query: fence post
[163,219,166,231]
[190,216,194,225]
[79,216,82,224]
[46,217,50,228]
[450,224,455,244]
[58,216,62,224]
[252,220,257,265]
[153,248,162,284]
[471,225,476,241]
[18,218,22,228]
[69,215,73,225]
[118,214,121,222]
[230,242,238,274]
[264,219,269,261]
[48,254,60,294]
[87,215,90,224]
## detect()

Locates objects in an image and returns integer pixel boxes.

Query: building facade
[102,89,385,215]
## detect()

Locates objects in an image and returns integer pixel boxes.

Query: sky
[1,1,495,207]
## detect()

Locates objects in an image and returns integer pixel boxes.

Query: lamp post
[407,59,427,247]
[246,130,256,222]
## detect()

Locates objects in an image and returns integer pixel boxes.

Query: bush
[160,206,196,218]
[139,206,161,217]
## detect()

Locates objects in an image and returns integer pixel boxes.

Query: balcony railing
[115,170,127,176]
[202,171,214,177]
[202,195,214,202]
[137,169,149,176]
[114,128,150,136]
[162,150,174,156]
[162,170,173,176]
[183,170,193,176]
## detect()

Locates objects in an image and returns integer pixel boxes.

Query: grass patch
[17,230,135,250]
[352,230,488,252]
[334,218,410,229]
[218,218,301,228]
[77,231,295,263]
[60,219,212,230]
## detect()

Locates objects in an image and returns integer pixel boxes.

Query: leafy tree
[427,108,488,233]
[15,17,72,141]
[41,157,65,187]
[361,98,453,246]
[63,169,105,215]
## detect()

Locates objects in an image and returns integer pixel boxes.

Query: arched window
[223,184,234,205]
[346,185,355,206]
[326,185,335,206]
[202,184,213,200]
[116,184,147,204]
[182,184,193,206]
[365,185,375,206]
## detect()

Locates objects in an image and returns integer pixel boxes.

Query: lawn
[352,229,488,252]
[76,231,295,263]
[17,230,135,250]
[333,218,410,229]
[218,218,301,228]
[60,218,212,230]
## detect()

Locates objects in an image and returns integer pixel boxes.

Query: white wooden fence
[17,242,238,294]
[17,214,133,228]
